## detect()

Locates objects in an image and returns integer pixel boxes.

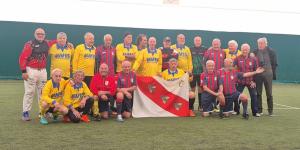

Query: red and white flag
[132,73,189,118]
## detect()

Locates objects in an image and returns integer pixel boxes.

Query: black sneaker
[243,113,249,120]
[219,112,224,119]
[93,115,102,121]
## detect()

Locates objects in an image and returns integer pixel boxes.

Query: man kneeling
[39,68,69,125]
[115,61,137,122]
[63,70,94,123]
[200,60,225,118]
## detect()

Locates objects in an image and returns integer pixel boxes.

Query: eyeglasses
[36,33,45,36]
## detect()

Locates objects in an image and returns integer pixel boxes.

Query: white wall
[1,0,300,35]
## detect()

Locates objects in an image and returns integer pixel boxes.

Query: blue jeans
[236,84,258,115]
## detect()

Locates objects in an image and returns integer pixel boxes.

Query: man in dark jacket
[253,37,278,116]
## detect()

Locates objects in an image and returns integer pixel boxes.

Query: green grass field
[0,80,300,150]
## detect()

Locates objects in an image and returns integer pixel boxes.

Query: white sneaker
[255,113,261,117]
[231,111,237,115]
[116,115,124,122]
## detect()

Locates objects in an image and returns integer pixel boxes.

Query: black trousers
[255,71,273,114]
[68,98,94,123]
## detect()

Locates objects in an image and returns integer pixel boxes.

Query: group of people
[19,27,278,124]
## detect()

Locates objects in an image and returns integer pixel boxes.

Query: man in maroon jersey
[203,38,225,71]
[219,58,264,119]
[234,43,260,117]
[95,34,116,77]
[200,60,225,118]
[160,37,178,71]
[115,60,137,122]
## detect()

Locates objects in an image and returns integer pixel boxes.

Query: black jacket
[253,46,278,80]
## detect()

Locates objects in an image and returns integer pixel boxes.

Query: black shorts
[201,92,216,112]
[224,92,241,112]
[84,76,93,87]
[122,96,133,113]
[98,94,115,112]
[46,107,55,113]
[190,74,201,88]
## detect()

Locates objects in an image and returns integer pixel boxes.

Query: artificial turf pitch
[0,80,300,150]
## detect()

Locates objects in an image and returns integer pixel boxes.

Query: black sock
[116,102,122,115]
[189,98,195,110]
[198,93,202,108]
[242,101,248,114]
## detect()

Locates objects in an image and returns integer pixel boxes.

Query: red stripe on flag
[136,76,189,117]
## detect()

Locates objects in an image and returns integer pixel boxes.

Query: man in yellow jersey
[49,32,74,80]
[171,34,194,116]
[161,58,195,116]
[116,33,138,73]
[170,34,193,73]
[39,68,69,125]
[132,37,162,77]
[63,70,94,123]
[73,32,96,87]
[224,40,241,60]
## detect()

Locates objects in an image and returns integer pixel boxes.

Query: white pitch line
[273,103,300,109]
[273,107,300,110]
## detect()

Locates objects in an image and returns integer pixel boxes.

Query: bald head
[122,60,131,73]
[99,63,109,76]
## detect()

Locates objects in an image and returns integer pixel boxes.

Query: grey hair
[103,34,112,41]
[84,32,94,39]
[228,40,238,47]
[206,60,215,66]
[57,32,67,39]
[257,37,268,45]
[241,43,250,50]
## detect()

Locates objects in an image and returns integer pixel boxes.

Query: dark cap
[123,32,132,39]
[163,36,171,42]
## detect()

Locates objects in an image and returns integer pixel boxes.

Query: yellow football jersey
[72,44,96,76]
[132,48,162,77]
[170,44,193,72]
[49,44,73,78]
[116,43,138,72]
[224,49,242,60]
[63,81,93,109]
[162,68,185,81]
[40,79,68,107]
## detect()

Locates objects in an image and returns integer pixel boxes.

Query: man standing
[132,37,162,77]
[190,36,207,112]
[204,38,225,71]
[95,34,116,77]
[170,34,193,73]
[19,28,56,121]
[224,40,241,60]
[234,43,260,117]
[160,37,178,71]
[115,61,137,122]
[116,33,138,73]
[90,63,116,120]
[253,37,278,116]
[73,32,96,87]
[49,32,74,80]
